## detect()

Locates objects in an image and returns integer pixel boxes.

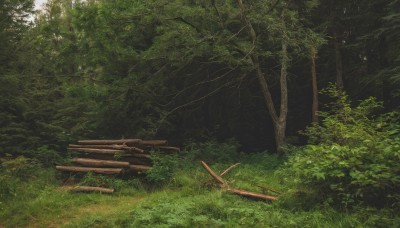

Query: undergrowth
[1,139,399,227]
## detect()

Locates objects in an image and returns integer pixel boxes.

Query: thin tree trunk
[237,0,288,153]
[333,30,344,90]
[310,47,319,122]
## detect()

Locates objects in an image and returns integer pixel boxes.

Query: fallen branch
[220,163,240,177]
[200,161,228,187]
[227,188,277,201]
[200,161,277,201]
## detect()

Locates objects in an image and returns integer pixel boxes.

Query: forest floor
[1,154,398,227]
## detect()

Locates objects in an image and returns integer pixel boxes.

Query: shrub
[284,85,400,207]
[146,152,180,185]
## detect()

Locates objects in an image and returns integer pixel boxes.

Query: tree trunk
[333,30,344,90]
[237,0,288,153]
[310,47,319,122]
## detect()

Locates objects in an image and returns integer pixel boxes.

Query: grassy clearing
[1,153,399,227]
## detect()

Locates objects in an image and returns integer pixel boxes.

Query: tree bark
[310,47,319,122]
[71,158,130,168]
[56,166,123,175]
[77,139,142,145]
[333,30,344,90]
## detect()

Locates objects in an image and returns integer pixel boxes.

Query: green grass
[1,153,399,227]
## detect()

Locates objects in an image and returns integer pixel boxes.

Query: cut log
[139,140,168,146]
[130,164,151,172]
[56,166,123,175]
[69,144,145,153]
[71,158,130,168]
[130,153,151,159]
[200,161,227,187]
[77,139,141,145]
[68,186,114,193]
[220,163,240,177]
[68,148,125,155]
[227,188,277,201]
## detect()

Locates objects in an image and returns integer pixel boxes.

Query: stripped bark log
[139,140,168,146]
[68,186,115,193]
[200,161,277,201]
[56,166,123,175]
[71,158,130,168]
[68,148,125,155]
[77,139,142,145]
[69,144,145,153]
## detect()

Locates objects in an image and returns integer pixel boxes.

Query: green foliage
[0,156,56,211]
[146,152,180,185]
[285,86,400,207]
[79,172,144,194]
[183,139,240,163]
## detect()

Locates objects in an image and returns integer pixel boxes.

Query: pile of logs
[56,139,179,176]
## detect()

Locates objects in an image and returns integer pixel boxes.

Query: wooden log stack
[57,139,180,177]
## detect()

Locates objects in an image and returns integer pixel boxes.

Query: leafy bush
[284,85,400,207]
[146,153,180,185]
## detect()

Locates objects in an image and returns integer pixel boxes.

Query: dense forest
[1,0,399,227]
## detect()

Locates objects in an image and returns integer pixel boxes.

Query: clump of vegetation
[146,152,180,185]
[284,86,400,207]
[183,139,241,164]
